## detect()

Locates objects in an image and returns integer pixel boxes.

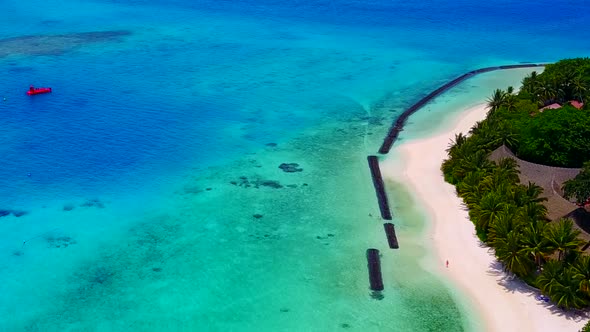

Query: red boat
[27,85,52,95]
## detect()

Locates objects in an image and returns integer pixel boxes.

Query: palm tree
[441,158,459,184]
[495,158,521,183]
[489,208,521,244]
[480,172,510,193]
[469,120,486,135]
[446,137,478,160]
[522,71,541,100]
[522,71,538,90]
[486,89,506,114]
[518,202,547,224]
[473,191,506,238]
[572,255,590,296]
[545,218,584,261]
[494,230,532,276]
[537,78,564,106]
[456,171,486,205]
[446,133,467,155]
[494,123,519,149]
[537,259,564,294]
[550,267,588,309]
[442,139,480,184]
[520,220,550,270]
[571,76,587,103]
[451,150,494,183]
[511,183,547,209]
[502,94,518,112]
[464,150,494,173]
[522,182,547,204]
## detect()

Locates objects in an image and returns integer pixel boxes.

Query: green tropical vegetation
[564,162,590,205]
[442,58,590,311]
[481,58,590,167]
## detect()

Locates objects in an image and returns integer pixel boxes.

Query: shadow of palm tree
[487,260,588,320]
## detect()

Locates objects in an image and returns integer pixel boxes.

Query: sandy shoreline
[380,103,586,332]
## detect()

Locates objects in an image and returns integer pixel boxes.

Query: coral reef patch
[0,209,28,218]
[0,30,132,58]
[46,235,77,248]
[229,176,284,189]
[279,163,303,173]
[80,199,105,209]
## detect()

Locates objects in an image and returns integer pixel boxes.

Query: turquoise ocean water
[1,1,589,330]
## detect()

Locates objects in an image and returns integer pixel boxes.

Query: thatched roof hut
[488,146,590,249]
[488,145,580,221]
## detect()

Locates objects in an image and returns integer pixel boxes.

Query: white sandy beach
[381,103,586,332]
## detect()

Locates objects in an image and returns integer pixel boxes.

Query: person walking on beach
[446,260,449,268]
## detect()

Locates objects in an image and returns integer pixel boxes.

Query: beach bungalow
[539,103,562,112]
[570,100,584,109]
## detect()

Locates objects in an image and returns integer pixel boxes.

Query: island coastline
[380,103,586,331]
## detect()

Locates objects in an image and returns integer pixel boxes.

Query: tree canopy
[517,105,590,167]
[563,162,590,205]
[482,58,590,167]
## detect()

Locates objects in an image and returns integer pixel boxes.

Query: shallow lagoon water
[1,1,590,330]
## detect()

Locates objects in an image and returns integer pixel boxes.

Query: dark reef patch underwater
[0,209,28,218]
[0,30,131,58]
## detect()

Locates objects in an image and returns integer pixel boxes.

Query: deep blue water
[2,0,589,207]
[1,0,590,330]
